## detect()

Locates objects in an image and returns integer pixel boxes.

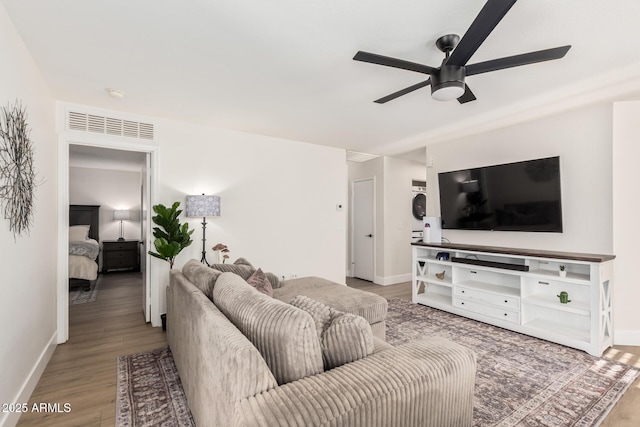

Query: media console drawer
[454,286,520,310]
[453,298,520,324]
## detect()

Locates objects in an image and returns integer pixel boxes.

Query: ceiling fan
[353,0,571,104]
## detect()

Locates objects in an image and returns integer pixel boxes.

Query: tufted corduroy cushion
[291,295,374,370]
[182,259,222,299]
[211,257,282,289]
[213,273,324,385]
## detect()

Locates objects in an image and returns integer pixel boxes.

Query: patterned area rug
[68,276,101,304]
[116,298,639,427]
[386,298,639,427]
[116,347,195,427]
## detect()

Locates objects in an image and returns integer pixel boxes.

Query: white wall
[612,101,640,344]
[426,103,613,253]
[347,156,425,284]
[69,167,141,241]
[152,118,347,317]
[0,4,58,427]
[382,157,426,280]
[424,101,640,343]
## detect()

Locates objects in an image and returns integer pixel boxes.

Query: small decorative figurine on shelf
[559,265,567,277]
[557,291,571,304]
[435,271,446,280]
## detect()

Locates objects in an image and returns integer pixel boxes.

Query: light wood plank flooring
[18,274,640,426]
[17,272,166,427]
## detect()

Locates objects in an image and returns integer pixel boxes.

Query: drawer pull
[504,300,508,303]
[538,281,549,285]
[504,313,508,317]
[470,271,477,274]
[461,290,465,293]
[461,302,465,305]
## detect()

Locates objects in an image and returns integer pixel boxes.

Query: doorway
[57,137,157,344]
[351,178,375,281]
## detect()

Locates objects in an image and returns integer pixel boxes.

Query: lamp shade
[113,210,131,221]
[186,195,220,217]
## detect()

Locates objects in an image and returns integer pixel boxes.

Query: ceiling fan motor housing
[430,65,466,101]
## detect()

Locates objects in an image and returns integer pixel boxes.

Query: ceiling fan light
[431,81,465,101]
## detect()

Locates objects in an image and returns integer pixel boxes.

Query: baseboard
[373,273,412,286]
[614,329,640,346]
[0,331,57,427]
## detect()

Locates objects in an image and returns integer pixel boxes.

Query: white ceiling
[4,0,640,158]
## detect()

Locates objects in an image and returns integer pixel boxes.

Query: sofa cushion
[213,273,324,385]
[211,257,281,289]
[246,268,273,297]
[182,259,222,299]
[290,295,374,370]
[274,277,388,324]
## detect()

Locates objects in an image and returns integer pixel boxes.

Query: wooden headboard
[70,205,100,242]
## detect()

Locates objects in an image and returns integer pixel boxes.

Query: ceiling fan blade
[354,51,436,75]
[457,85,477,104]
[465,45,571,76]
[446,0,517,67]
[374,79,431,104]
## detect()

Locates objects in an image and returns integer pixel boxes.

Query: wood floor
[17,272,166,427]
[18,274,640,426]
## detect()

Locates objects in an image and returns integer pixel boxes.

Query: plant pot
[559,271,567,278]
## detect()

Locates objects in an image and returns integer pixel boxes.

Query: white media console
[411,242,615,356]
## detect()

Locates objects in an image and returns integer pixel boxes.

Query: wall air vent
[67,111,154,140]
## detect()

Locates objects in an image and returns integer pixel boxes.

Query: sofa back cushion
[290,295,374,370]
[213,273,324,384]
[182,259,221,300]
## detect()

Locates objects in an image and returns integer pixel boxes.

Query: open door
[141,153,151,322]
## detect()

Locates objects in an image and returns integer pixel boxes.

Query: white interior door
[353,179,374,281]
[141,154,151,322]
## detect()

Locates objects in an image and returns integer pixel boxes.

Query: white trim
[374,273,412,286]
[56,129,159,343]
[0,332,56,427]
[350,177,376,282]
[613,330,640,346]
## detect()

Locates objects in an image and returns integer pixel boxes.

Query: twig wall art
[0,101,37,238]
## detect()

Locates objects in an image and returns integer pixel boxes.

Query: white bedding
[69,254,98,281]
[69,238,99,281]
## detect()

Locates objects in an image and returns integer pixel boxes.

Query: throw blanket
[69,239,99,259]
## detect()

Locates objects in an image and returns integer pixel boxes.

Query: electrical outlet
[290,273,298,279]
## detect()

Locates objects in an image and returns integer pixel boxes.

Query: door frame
[56,134,158,343]
[350,177,376,281]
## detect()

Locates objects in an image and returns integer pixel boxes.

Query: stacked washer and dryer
[411,180,427,243]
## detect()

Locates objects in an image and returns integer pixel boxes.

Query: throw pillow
[290,295,374,370]
[69,225,90,241]
[246,268,273,297]
[210,262,253,280]
[234,257,254,267]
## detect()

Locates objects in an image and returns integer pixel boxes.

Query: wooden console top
[411,242,615,263]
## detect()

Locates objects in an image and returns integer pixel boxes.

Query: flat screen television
[438,156,563,232]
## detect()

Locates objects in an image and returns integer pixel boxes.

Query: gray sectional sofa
[167,259,477,427]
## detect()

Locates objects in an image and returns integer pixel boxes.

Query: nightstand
[102,240,140,273]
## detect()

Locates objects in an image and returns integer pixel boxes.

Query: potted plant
[559,265,567,277]
[148,201,194,269]
[149,202,193,331]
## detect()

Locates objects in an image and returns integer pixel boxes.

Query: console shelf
[412,242,614,356]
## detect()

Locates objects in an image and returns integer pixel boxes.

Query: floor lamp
[186,194,220,266]
[113,209,131,242]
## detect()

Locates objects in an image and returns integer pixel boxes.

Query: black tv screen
[438,156,563,232]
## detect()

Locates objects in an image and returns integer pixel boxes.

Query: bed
[69,205,100,289]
